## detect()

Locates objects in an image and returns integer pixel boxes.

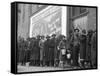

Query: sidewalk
[17,65,75,72]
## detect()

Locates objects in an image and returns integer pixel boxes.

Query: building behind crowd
[18,4,48,40]
[17,4,97,40]
[68,6,97,34]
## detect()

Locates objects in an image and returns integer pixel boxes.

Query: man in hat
[71,28,80,67]
[49,34,56,66]
[33,35,41,66]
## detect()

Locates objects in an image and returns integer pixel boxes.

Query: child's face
[67,50,70,52]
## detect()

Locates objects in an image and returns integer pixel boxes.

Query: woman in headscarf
[58,35,67,68]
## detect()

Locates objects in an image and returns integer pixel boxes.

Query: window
[71,7,87,18]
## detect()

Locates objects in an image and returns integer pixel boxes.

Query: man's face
[52,36,55,38]
[76,30,79,33]
[75,30,79,34]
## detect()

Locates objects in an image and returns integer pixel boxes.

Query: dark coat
[18,41,22,62]
[30,39,40,61]
[27,41,31,62]
[86,35,92,61]
[18,41,26,63]
[91,33,97,65]
[71,34,80,66]
[44,39,50,61]
[79,34,87,59]
[30,39,35,61]
[34,39,40,60]
[24,40,30,62]
[49,38,56,61]
[71,33,80,56]
[55,38,61,60]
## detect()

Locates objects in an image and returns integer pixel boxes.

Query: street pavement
[17,64,81,73]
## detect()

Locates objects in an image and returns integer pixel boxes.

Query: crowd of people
[17,28,97,69]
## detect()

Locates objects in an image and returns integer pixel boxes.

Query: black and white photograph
[11,2,97,74]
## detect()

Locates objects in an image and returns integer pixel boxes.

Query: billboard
[30,6,67,37]
[30,6,62,37]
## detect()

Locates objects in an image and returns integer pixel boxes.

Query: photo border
[11,1,98,74]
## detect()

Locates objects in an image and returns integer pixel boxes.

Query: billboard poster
[30,6,62,37]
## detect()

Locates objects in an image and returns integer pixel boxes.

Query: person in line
[21,39,27,66]
[79,29,87,68]
[86,30,93,68]
[91,30,97,68]
[29,37,36,66]
[49,34,56,66]
[58,35,66,68]
[39,36,45,66]
[54,35,62,67]
[35,35,41,66]
[71,28,80,67]
[44,35,50,66]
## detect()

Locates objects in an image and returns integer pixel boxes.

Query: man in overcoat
[49,34,56,66]
[29,37,36,66]
[34,35,41,66]
[44,35,50,66]
[71,28,80,67]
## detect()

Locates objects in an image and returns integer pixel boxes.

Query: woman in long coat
[79,30,87,67]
